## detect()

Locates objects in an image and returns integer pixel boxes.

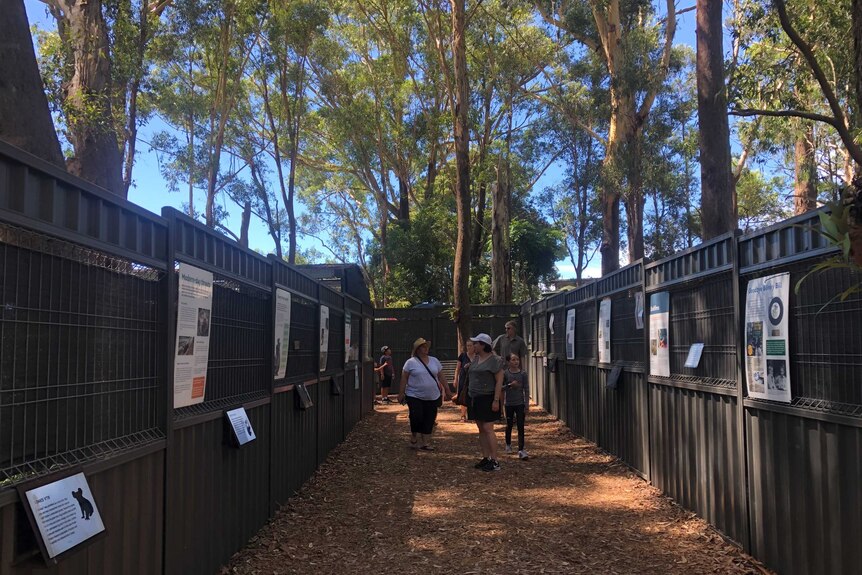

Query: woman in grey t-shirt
[466,333,505,471]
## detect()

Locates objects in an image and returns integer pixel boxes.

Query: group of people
[375,320,530,472]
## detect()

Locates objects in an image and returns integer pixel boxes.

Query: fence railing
[0,140,375,575]
[523,211,862,575]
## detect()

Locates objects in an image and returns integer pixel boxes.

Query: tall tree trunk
[600,91,636,274]
[491,96,514,303]
[697,0,735,239]
[625,133,645,262]
[0,0,65,168]
[398,176,410,221]
[425,141,438,200]
[239,200,251,247]
[793,127,817,214]
[49,0,124,196]
[451,0,472,349]
[121,0,149,197]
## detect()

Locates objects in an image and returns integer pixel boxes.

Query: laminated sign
[273,289,291,379]
[745,273,791,402]
[598,298,611,364]
[565,309,576,360]
[319,305,330,372]
[649,292,670,377]
[173,264,213,408]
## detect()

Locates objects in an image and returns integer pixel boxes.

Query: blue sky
[24,1,703,281]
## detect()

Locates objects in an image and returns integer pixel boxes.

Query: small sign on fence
[225,407,256,447]
[684,343,705,369]
[18,471,106,564]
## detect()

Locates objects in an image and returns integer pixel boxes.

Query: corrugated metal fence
[0,141,375,575]
[524,213,862,575]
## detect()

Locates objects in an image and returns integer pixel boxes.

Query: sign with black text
[20,472,105,562]
[225,407,256,446]
[173,264,213,407]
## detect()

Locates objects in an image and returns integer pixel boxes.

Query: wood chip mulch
[222,402,771,574]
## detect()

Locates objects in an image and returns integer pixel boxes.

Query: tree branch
[730,107,841,127]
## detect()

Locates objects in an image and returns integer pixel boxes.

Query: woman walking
[503,353,530,459]
[466,333,505,471]
[398,338,450,450]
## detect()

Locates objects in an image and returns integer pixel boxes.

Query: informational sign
[684,343,705,369]
[225,407,256,446]
[20,472,105,561]
[319,305,330,372]
[565,309,576,360]
[344,315,352,364]
[649,292,670,377]
[355,365,360,390]
[363,318,373,361]
[273,289,291,379]
[598,298,611,364]
[295,382,314,409]
[548,313,555,335]
[173,264,213,408]
[634,291,644,330]
[745,273,791,402]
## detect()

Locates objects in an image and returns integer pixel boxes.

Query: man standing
[375,346,395,403]
[492,320,528,364]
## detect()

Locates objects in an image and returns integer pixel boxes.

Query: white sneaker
[505,444,513,454]
[518,450,529,460]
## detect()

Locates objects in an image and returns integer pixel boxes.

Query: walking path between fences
[223,402,768,574]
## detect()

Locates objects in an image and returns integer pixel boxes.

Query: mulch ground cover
[223,401,770,574]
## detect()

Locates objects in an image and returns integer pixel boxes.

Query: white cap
[469,333,493,346]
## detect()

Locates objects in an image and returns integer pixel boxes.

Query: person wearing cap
[492,320,528,365]
[466,333,505,472]
[397,338,451,450]
[375,346,395,403]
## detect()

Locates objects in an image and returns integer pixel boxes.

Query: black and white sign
[684,343,705,369]
[225,407,256,446]
[20,472,105,562]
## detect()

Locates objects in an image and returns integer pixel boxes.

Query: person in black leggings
[503,353,530,459]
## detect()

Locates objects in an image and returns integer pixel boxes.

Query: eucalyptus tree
[535,0,679,274]
[0,0,65,168]
[30,0,161,197]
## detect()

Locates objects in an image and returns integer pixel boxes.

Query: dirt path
[223,402,768,574]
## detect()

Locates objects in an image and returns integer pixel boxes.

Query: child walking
[503,353,530,459]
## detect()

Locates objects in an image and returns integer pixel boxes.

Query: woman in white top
[398,338,450,450]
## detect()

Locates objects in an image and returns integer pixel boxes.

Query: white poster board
[173,264,213,408]
[319,305,330,372]
[22,472,105,560]
[548,313,555,335]
[684,343,705,369]
[344,314,352,364]
[273,289,291,379]
[225,407,256,446]
[745,272,791,403]
[649,292,670,377]
[565,309,576,360]
[598,298,611,364]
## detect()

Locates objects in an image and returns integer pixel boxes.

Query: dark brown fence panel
[165,404,270,575]
[649,384,745,542]
[530,299,547,408]
[546,297,566,419]
[317,376,344,463]
[739,210,862,574]
[271,258,320,384]
[270,386,319,506]
[745,409,861,575]
[0,446,165,575]
[320,286,344,373]
[598,370,648,477]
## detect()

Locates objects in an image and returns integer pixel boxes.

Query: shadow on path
[224,402,768,574]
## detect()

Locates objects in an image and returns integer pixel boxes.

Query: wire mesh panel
[282,294,317,382]
[174,273,270,418]
[325,309,345,374]
[609,291,645,368]
[666,273,736,387]
[0,223,165,485]
[574,301,597,363]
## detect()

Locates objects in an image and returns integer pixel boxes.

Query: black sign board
[606,364,623,390]
[295,383,314,409]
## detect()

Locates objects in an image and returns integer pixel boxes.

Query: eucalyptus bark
[45,0,124,196]
[793,128,817,214]
[0,0,65,167]
[491,99,514,303]
[451,0,473,345]
[697,0,735,239]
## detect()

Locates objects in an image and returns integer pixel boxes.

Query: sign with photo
[273,289,291,379]
[173,264,213,408]
[344,314,352,364]
[319,306,330,372]
[225,407,256,446]
[649,292,670,377]
[19,471,105,562]
[565,308,576,360]
[598,298,611,364]
[745,272,791,403]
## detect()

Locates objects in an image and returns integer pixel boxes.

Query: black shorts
[468,394,500,422]
[381,374,393,388]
